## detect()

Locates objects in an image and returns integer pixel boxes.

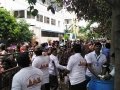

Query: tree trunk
[112,0,120,90]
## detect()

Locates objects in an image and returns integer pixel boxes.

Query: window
[14,10,25,18]
[58,21,60,27]
[36,15,39,21]
[51,19,56,25]
[37,14,43,22]
[44,16,49,24]
[65,19,71,24]
[41,31,63,37]
[27,11,35,19]
[40,15,43,22]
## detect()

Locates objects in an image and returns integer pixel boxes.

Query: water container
[88,78,114,90]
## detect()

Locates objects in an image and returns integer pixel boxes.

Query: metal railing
[0,67,20,90]
[0,51,34,90]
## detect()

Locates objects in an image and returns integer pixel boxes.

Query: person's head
[51,48,57,56]
[47,47,52,55]
[72,44,81,53]
[20,45,27,52]
[0,44,6,50]
[94,42,102,52]
[34,46,43,56]
[105,43,110,49]
[16,44,20,52]
[16,52,31,68]
[42,47,49,56]
[34,41,39,47]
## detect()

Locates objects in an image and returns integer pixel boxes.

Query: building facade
[0,0,78,44]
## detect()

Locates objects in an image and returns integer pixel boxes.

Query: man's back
[32,56,49,84]
[12,66,43,90]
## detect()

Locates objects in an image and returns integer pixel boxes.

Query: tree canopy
[0,8,33,44]
[16,20,34,42]
[0,8,18,40]
[63,0,112,37]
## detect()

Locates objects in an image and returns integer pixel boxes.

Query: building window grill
[44,16,50,24]
[51,19,56,25]
[14,10,25,18]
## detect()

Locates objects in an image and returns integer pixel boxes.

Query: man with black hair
[32,46,50,90]
[0,44,7,61]
[12,52,43,90]
[85,42,107,83]
[49,47,66,90]
[66,44,87,90]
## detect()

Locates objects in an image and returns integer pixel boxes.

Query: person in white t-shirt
[85,42,107,83]
[32,46,50,90]
[66,44,87,90]
[49,47,66,90]
[12,52,43,90]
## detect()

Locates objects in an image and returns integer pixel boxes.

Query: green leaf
[42,0,45,3]
[31,9,38,16]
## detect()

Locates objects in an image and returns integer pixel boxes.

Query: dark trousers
[41,83,50,90]
[70,80,87,90]
[49,74,58,90]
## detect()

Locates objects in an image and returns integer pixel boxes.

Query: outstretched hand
[98,74,112,80]
[103,74,112,80]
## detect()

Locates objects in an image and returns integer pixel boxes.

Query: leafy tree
[16,20,34,42]
[0,8,33,44]
[0,8,18,41]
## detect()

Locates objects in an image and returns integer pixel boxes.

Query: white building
[0,0,78,44]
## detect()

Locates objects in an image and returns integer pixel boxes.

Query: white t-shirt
[85,51,107,77]
[12,66,43,90]
[31,54,36,62]
[49,54,66,75]
[32,56,50,84]
[67,53,86,85]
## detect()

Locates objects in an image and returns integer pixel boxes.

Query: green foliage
[78,21,102,40]
[42,0,45,3]
[63,34,69,40]
[0,8,33,44]
[27,0,37,5]
[66,0,112,38]
[16,20,34,42]
[0,8,18,40]
[47,5,55,14]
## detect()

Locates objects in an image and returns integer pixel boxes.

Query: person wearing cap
[12,52,43,90]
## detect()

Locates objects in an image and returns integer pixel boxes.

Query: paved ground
[58,81,69,90]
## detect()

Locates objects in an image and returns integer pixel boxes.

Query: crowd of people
[0,39,113,90]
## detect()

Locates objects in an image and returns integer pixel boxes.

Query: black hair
[16,52,30,68]
[34,46,43,56]
[0,44,6,50]
[51,48,57,53]
[34,41,38,46]
[72,44,81,53]
[105,43,110,49]
[94,42,102,47]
